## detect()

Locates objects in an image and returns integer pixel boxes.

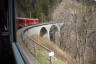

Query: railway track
[16,23,76,64]
[16,23,56,64]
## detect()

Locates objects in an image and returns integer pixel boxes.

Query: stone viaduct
[24,23,64,46]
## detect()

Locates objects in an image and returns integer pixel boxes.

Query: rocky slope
[51,0,96,64]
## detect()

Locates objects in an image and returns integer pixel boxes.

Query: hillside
[31,35,76,64]
[16,0,61,22]
[51,0,96,64]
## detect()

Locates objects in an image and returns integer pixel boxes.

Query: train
[16,18,39,28]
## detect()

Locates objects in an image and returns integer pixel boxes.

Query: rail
[20,23,55,64]
[21,23,53,52]
[17,22,64,64]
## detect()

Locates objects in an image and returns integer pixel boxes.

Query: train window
[16,20,23,23]
[14,0,96,64]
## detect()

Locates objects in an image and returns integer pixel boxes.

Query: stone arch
[40,27,48,37]
[49,25,59,42]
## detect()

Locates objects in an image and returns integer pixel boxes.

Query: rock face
[51,0,96,64]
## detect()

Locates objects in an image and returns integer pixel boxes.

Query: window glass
[16,0,64,64]
[16,0,96,64]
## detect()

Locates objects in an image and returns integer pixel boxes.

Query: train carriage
[16,18,39,28]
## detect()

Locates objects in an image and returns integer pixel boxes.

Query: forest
[16,0,61,22]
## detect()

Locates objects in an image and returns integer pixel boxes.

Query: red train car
[16,18,39,28]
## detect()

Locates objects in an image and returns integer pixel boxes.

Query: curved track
[16,23,76,64]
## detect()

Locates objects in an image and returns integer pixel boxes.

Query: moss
[36,53,49,64]
[52,57,65,64]
[35,53,65,64]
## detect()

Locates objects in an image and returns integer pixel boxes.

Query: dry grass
[30,35,77,64]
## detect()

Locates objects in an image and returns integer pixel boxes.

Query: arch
[49,25,59,42]
[40,27,47,37]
